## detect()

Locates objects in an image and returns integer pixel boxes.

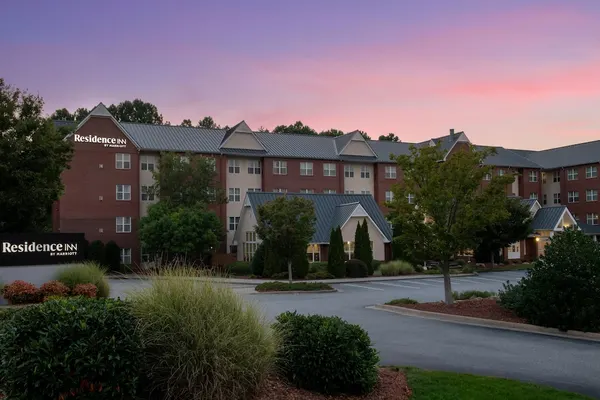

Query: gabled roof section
[577,221,600,235]
[479,146,542,168]
[219,120,266,151]
[522,140,600,169]
[245,192,392,243]
[331,202,360,231]
[335,130,377,158]
[531,205,569,230]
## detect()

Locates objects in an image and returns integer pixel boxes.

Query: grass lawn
[255,281,334,292]
[400,367,592,400]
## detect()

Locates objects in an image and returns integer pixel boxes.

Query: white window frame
[273,188,287,193]
[384,165,397,179]
[248,160,261,174]
[529,192,538,200]
[568,191,579,203]
[247,188,261,192]
[483,173,491,181]
[323,189,336,194]
[116,217,132,233]
[344,165,354,178]
[360,165,370,179]
[497,169,505,176]
[361,190,371,195]
[273,160,288,175]
[385,191,394,202]
[307,244,320,262]
[116,184,131,201]
[140,155,155,171]
[528,171,538,182]
[345,190,354,194]
[116,153,131,169]
[586,166,598,179]
[300,162,313,176]
[323,163,336,177]
[228,159,240,174]
[228,188,241,202]
[586,189,598,202]
[553,171,560,182]
[228,216,240,231]
[141,185,155,201]
[243,231,259,261]
[587,213,599,225]
[567,168,578,181]
[300,189,315,193]
[407,193,415,204]
[553,193,560,204]
[120,248,131,264]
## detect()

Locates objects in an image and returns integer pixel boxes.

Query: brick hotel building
[54,104,600,267]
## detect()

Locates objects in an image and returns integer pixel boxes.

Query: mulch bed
[255,368,411,400]
[395,298,527,324]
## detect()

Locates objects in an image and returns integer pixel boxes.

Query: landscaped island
[255,281,335,292]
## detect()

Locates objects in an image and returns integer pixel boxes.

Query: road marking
[372,282,421,289]
[466,276,508,283]
[342,284,385,291]
[400,280,438,286]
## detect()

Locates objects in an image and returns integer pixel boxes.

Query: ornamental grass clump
[55,261,110,298]
[129,267,279,400]
[380,260,415,276]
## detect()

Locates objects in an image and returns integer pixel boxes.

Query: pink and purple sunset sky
[2,0,599,149]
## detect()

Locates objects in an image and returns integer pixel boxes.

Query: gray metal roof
[531,206,566,230]
[577,222,600,235]
[245,192,393,243]
[519,198,538,210]
[479,146,542,168]
[523,140,600,169]
[121,123,225,153]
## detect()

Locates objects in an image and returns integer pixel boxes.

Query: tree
[273,121,317,135]
[353,220,365,261]
[180,119,193,127]
[107,99,163,124]
[378,133,399,142]
[104,240,121,271]
[139,201,224,263]
[87,240,105,266]
[362,220,374,274]
[0,78,74,233]
[388,143,514,304]
[357,130,371,140]
[150,152,227,208]
[258,126,269,132]
[198,116,218,129]
[327,227,345,278]
[255,196,316,283]
[474,197,533,264]
[319,129,344,137]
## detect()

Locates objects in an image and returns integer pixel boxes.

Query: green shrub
[456,259,466,266]
[498,228,600,332]
[461,264,476,273]
[309,261,328,274]
[263,244,284,277]
[0,308,19,324]
[0,297,144,400]
[413,263,424,273]
[387,298,419,305]
[271,271,288,279]
[273,311,379,395]
[55,262,110,298]
[227,261,252,276]
[453,290,496,300]
[255,282,334,292]
[380,260,414,276]
[87,239,105,266]
[129,268,278,400]
[371,260,382,273]
[306,271,335,280]
[250,242,266,276]
[345,258,369,278]
[104,240,121,271]
[327,227,346,278]
[292,251,309,279]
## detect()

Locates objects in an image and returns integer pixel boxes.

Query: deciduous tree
[255,196,316,283]
[388,143,514,304]
[273,121,317,135]
[108,99,163,124]
[378,133,399,142]
[0,78,74,233]
[198,116,218,129]
[180,119,193,127]
[319,129,344,137]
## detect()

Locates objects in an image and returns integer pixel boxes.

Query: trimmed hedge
[345,259,368,278]
[227,261,252,276]
[255,282,334,292]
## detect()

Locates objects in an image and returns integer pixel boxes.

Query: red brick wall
[518,168,543,200]
[374,162,402,214]
[262,158,343,193]
[561,163,600,221]
[59,116,141,265]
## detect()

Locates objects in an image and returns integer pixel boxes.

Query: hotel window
[542,172,546,184]
[528,171,538,182]
[529,192,538,200]
[228,188,241,202]
[323,189,336,194]
[307,244,320,262]
[360,165,370,178]
[587,213,599,225]
[385,166,397,179]
[361,190,371,195]
[344,165,354,178]
[243,231,259,261]
[385,191,394,202]
[343,241,354,260]
[120,248,131,265]
[273,160,288,175]
[228,216,240,231]
[140,155,155,171]
[248,160,261,174]
[553,193,560,204]
[568,191,579,203]
[300,189,314,193]
[116,184,131,201]
[567,168,578,180]
[323,163,336,177]
[497,169,505,176]
[141,185,155,201]
[116,153,131,169]
[273,188,287,193]
[586,166,598,179]
[553,171,560,182]
[116,217,132,233]
[300,162,313,176]
[228,159,240,174]
[586,189,598,202]
[542,194,547,205]
[483,173,491,181]
[247,188,261,192]
[407,193,415,204]
[345,190,354,194]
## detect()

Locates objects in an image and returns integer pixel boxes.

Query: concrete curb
[251,289,338,295]
[368,304,600,343]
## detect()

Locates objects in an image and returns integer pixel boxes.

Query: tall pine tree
[327,227,345,277]
[362,219,374,274]
[353,221,363,261]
